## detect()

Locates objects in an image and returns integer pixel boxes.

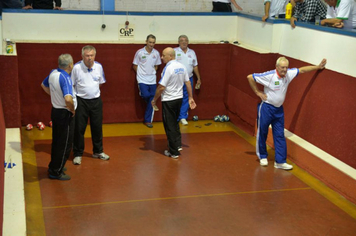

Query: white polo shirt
[159,60,189,102]
[174,47,198,78]
[133,47,162,85]
[326,0,356,29]
[264,0,288,18]
[253,68,299,107]
[42,68,77,110]
[71,61,106,99]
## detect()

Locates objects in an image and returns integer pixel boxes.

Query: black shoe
[49,173,71,181]
[48,166,67,173]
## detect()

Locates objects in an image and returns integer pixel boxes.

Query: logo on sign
[119,24,135,38]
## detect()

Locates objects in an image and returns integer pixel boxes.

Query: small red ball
[26,124,33,131]
[38,124,45,131]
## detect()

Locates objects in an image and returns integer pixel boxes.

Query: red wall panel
[0,56,21,128]
[283,58,356,168]
[10,43,356,168]
[16,43,229,125]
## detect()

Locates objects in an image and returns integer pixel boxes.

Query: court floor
[22,121,356,236]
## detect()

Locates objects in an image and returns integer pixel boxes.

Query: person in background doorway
[23,0,62,10]
[212,0,243,12]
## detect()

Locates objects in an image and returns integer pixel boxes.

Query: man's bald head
[161,47,176,63]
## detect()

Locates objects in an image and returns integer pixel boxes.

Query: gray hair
[81,45,96,56]
[276,57,289,66]
[58,54,73,69]
[178,35,189,42]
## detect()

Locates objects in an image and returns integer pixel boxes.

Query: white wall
[1,13,238,43]
[61,0,265,15]
[235,16,356,78]
[1,11,356,78]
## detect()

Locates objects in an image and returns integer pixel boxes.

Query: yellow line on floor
[43,187,312,210]
[21,127,46,236]
[23,121,356,228]
[291,164,356,219]
[227,123,356,220]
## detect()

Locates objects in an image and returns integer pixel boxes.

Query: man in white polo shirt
[41,54,76,180]
[247,57,326,170]
[262,0,289,21]
[174,35,201,126]
[151,47,196,159]
[72,45,109,165]
[133,34,162,128]
[321,0,356,29]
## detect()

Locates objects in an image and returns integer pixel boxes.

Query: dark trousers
[212,2,232,12]
[162,99,183,156]
[73,96,103,156]
[49,108,74,176]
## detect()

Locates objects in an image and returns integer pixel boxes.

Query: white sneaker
[73,156,82,165]
[178,146,183,151]
[164,150,179,159]
[180,119,188,125]
[260,158,268,166]
[93,152,110,160]
[274,162,293,170]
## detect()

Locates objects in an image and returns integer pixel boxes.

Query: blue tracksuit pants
[178,76,194,120]
[138,83,156,123]
[256,102,287,164]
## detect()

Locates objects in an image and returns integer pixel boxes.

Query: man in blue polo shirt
[41,54,76,180]
[247,57,326,170]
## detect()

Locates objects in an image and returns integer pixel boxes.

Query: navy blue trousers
[256,102,287,164]
[139,83,156,123]
[178,77,193,120]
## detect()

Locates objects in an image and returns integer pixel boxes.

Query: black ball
[102,24,106,29]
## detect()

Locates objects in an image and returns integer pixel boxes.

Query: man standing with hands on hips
[72,45,109,165]
[174,35,201,126]
[41,54,76,180]
[151,47,196,159]
[247,57,326,170]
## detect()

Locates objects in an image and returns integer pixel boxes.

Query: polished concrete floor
[22,121,356,236]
